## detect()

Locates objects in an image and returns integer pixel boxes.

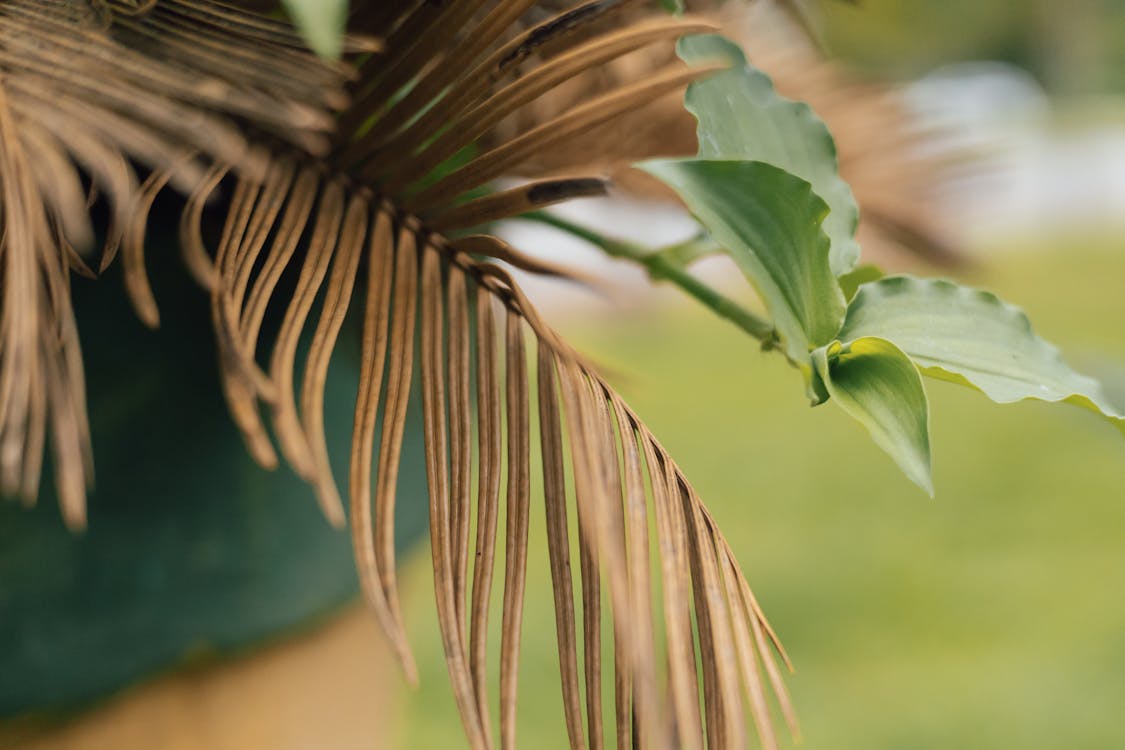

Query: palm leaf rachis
[0,1,948,747]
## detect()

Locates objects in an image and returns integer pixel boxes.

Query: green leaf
[839,276,1125,432]
[813,337,933,495]
[677,34,861,276]
[838,264,885,302]
[640,159,846,382]
[283,0,348,59]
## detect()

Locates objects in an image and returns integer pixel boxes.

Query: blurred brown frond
[493,0,965,267]
[0,0,355,527]
[1,1,800,747]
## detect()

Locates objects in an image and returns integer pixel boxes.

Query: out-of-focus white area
[499,62,1125,311]
[907,62,1125,244]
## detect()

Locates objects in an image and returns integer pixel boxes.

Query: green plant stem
[520,211,777,344]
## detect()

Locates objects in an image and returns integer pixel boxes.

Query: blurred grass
[390,239,1125,749]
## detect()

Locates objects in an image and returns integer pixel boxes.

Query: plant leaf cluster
[638,33,1124,494]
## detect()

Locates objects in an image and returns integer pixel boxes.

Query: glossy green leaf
[283,0,347,59]
[839,276,1125,432]
[814,337,933,495]
[677,34,861,275]
[640,159,846,379]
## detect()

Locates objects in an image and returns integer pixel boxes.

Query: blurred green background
[390,239,1125,748]
[822,0,1125,94]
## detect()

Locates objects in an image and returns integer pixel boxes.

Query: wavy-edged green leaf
[283,0,348,59]
[840,276,1125,433]
[813,337,933,495]
[640,159,846,380]
[677,33,860,275]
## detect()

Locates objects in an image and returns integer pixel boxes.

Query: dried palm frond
[493,0,964,266]
[1,1,801,747]
[0,0,374,527]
